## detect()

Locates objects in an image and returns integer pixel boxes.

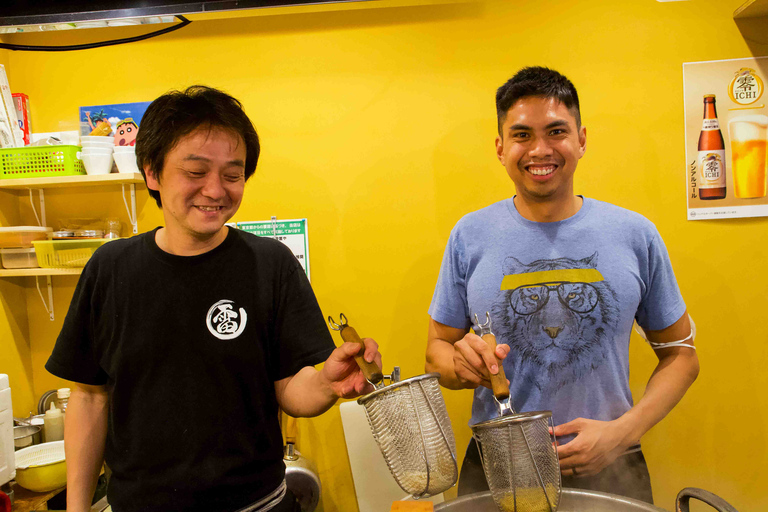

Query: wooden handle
[284,411,298,445]
[340,324,384,385]
[481,333,509,401]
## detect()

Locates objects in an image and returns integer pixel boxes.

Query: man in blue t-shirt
[425,67,699,503]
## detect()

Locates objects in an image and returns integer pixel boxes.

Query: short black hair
[136,85,260,208]
[496,67,581,135]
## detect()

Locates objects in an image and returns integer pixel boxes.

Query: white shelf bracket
[35,275,55,321]
[121,184,138,234]
[27,188,47,227]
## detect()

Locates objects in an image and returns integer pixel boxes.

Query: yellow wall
[1,0,767,509]
[0,46,38,419]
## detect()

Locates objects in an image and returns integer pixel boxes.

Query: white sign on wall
[234,218,310,280]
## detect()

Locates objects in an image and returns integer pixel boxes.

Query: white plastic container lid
[0,227,52,233]
[0,247,35,254]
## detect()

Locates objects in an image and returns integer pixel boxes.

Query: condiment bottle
[57,387,70,414]
[44,402,64,442]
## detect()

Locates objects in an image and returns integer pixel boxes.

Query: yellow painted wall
[0,0,766,510]
[0,46,38,419]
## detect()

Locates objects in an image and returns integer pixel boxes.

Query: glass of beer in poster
[728,114,768,199]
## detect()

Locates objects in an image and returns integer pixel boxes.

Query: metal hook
[473,311,492,335]
[328,313,348,331]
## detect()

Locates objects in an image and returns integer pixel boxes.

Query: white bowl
[82,153,114,175]
[81,135,114,143]
[80,148,113,157]
[81,141,114,150]
[113,152,140,174]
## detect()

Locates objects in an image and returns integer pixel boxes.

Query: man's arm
[274,338,382,417]
[555,311,699,477]
[65,383,109,512]
[425,317,509,390]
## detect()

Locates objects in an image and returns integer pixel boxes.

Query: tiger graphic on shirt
[490,253,619,397]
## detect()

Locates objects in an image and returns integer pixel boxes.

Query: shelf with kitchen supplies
[0,173,145,321]
[0,172,145,235]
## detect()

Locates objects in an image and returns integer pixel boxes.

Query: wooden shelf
[8,480,66,512]
[0,172,144,190]
[734,0,768,18]
[0,267,82,277]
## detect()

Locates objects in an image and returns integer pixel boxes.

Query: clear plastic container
[0,226,52,248]
[32,239,109,268]
[0,247,39,269]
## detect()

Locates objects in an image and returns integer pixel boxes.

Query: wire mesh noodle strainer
[329,314,458,498]
[470,312,561,512]
[471,412,561,512]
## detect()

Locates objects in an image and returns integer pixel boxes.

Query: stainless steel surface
[284,459,321,512]
[436,488,740,512]
[357,373,442,403]
[357,373,458,498]
[37,389,57,415]
[471,412,560,512]
[283,413,320,512]
[471,411,552,429]
[676,487,739,512]
[12,425,41,449]
[436,489,665,511]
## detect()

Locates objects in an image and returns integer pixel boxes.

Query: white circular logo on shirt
[206,300,248,340]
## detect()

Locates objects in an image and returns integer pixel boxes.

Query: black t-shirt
[46,227,335,512]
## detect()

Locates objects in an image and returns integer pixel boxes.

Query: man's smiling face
[495,95,586,205]
[145,127,246,246]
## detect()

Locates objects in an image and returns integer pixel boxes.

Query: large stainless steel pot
[434,488,738,512]
[283,413,321,512]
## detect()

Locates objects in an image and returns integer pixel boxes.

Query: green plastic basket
[0,145,86,179]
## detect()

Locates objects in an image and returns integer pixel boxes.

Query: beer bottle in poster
[697,94,726,200]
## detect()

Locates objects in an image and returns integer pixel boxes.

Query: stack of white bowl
[113,145,140,174]
[80,136,115,175]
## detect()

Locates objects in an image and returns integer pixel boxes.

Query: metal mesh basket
[358,373,458,498]
[471,411,561,512]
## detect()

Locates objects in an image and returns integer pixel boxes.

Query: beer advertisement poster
[683,56,768,220]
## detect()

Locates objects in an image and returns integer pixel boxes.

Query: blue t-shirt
[428,197,686,429]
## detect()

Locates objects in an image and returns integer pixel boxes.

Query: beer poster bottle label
[702,119,720,131]
[698,150,726,189]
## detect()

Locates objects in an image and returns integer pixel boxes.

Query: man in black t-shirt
[46,86,382,512]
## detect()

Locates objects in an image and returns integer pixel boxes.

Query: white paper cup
[113,146,136,153]
[82,153,114,175]
[113,152,140,174]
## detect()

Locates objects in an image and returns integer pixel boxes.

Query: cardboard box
[0,64,23,147]
[12,93,30,146]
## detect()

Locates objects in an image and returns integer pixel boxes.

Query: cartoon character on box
[115,118,138,146]
[85,110,112,136]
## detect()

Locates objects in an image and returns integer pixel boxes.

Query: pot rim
[13,425,42,439]
[470,410,552,431]
[357,372,441,404]
[436,489,666,511]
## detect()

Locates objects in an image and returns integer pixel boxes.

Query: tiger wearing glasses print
[491,253,620,393]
